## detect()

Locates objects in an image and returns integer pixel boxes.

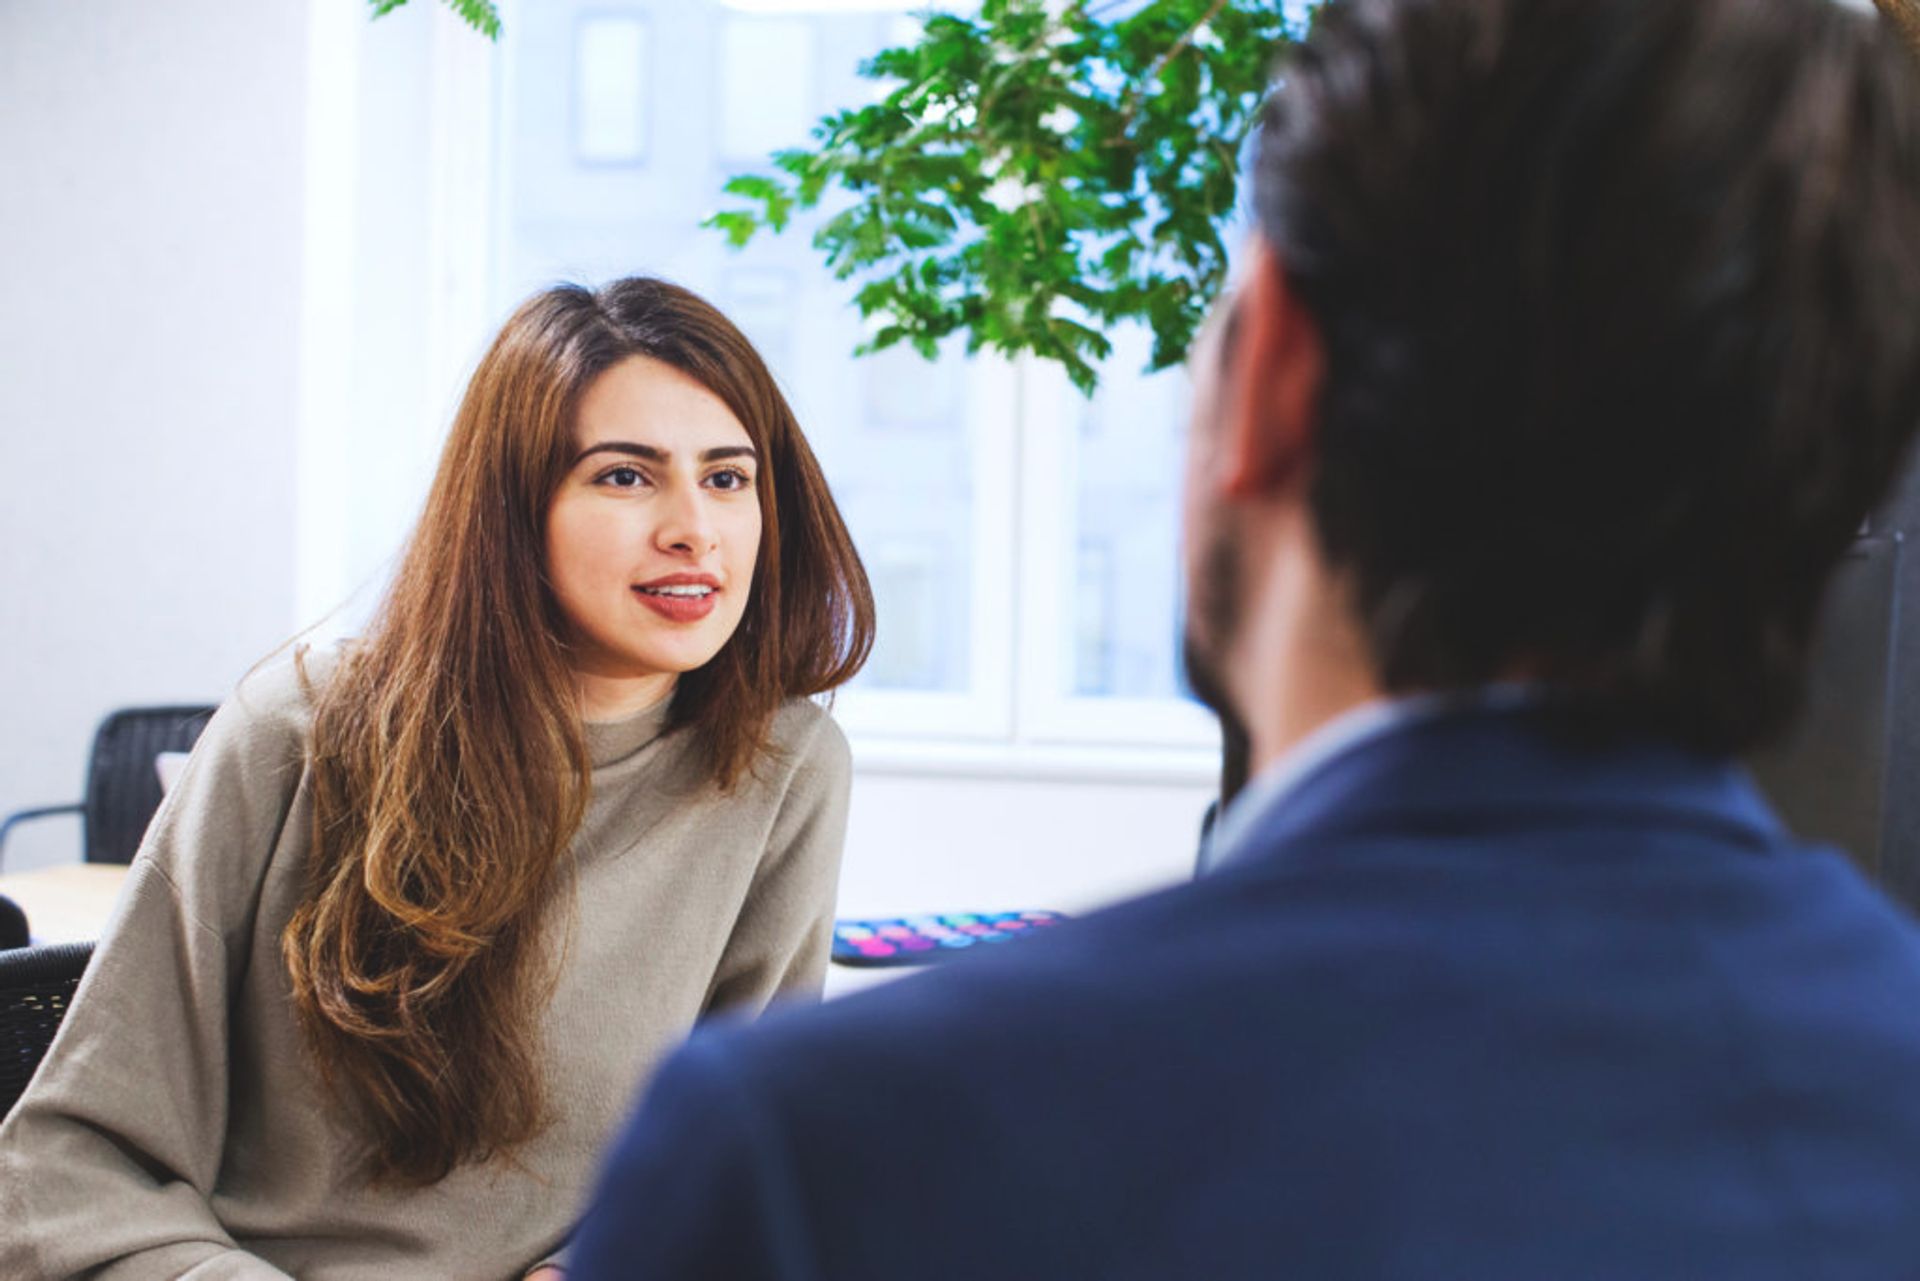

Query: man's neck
[1225,511,1385,778]
[1239,645,1383,779]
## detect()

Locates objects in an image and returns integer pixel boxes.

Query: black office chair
[0,941,93,1120]
[0,705,216,870]
[0,896,27,951]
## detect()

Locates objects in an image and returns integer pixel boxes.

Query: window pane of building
[1072,326,1189,700]
[573,16,649,165]
[719,18,814,162]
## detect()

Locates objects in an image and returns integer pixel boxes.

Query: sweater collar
[583,694,675,768]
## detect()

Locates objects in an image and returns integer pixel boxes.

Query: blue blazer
[571,708,1920,1280]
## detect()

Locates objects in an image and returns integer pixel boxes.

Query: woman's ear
[1218,239,1327,499]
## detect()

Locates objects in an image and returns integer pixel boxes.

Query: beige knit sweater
[0,650,851,1279]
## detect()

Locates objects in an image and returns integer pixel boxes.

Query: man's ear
[1218,240,1326,498]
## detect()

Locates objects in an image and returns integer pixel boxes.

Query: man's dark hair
[1256,0,1920,752]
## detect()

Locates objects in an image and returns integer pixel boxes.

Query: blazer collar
[1227,704,1789,869]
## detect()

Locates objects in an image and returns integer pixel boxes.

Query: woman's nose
[654,480,717,556]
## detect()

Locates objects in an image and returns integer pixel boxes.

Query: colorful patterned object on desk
[831,911,1071,967]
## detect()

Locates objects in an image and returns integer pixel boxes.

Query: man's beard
[1183,506,1252,804]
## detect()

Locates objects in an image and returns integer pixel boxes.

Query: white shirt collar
[1202,685,1543,873]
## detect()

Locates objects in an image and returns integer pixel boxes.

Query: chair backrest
[83,706,216,865]
[0,896,26,951]
[0,942,93,1121]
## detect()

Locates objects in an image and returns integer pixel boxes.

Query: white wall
[298,0,502,638]
[0,0,308,870]
[827,766,1211,998]
[841,768,1210,915]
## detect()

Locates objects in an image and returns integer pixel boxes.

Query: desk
[0,864,943,998]
[0,864,130,944]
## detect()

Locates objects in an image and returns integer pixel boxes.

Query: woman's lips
[632,584,718,622]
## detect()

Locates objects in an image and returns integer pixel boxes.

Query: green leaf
[365,0,500,40]
[446,0,500,39]
[701,210,761,250]
[723,175,781,203]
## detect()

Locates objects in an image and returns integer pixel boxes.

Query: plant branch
[1116,0,1231,134]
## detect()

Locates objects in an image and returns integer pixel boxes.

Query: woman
[0,278,874,1278]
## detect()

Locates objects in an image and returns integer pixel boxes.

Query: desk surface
[0,863,130,945]
[0,862,912,996]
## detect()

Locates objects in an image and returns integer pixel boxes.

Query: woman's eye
[708,469,754,492]
[601,466,647,489]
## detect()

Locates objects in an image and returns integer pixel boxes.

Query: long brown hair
[1873,0,1920,53]
[282,278,873,1184]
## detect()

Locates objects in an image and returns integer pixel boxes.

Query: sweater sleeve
[0,667,309,1280]
[703,708,852,1015]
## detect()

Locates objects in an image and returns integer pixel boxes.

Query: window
[487,0,1219,764]
[572,16,651,165]
[718,17,814,161]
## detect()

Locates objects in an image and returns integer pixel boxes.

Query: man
[571,0,1920,1275]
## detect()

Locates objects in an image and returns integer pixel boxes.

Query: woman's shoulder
[133,645,346,906]
[736,697,848,803]
[207,642,347,760]
[198,641,360,783]
[767,696,851,770]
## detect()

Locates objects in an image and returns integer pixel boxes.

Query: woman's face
[545,354,763,703]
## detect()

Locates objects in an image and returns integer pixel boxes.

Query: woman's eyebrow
[572,442,759,466]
